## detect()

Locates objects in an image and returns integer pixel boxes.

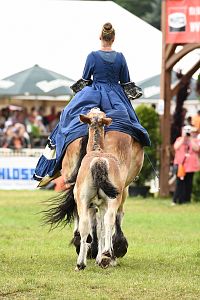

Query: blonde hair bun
[103,22,113,33]
[101,22,115,41]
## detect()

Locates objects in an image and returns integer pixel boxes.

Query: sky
[0,0,163,82]
[0,0,199,83]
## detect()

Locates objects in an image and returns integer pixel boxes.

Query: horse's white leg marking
[99,197,122,268]
[96,207,106,264]
[103,201,118,254]
[76,202,90,270]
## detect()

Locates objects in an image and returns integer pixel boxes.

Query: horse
[42,108,144,261]
[74,108,125,270]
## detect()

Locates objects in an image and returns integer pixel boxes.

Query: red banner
[166,0,200,44]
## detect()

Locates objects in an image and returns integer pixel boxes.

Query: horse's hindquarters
[104,131,144,186]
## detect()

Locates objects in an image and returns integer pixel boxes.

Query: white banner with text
[0,156,39,190]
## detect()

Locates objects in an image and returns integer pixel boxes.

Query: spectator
[0,106,51,149]
[192,110,200,133]
[27,107,47,138]
[38,106,49,128]
[172,125,200,205]
[0,109,6,131]
[46,106,58,131]
[2,123,31,149]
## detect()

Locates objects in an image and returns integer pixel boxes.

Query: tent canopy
[137,72,198,100]
[0,64,74,98]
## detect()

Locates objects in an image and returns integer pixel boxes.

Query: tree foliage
[142,0,162,30]
[192,171,200,202]
[96,0,161,30]
[134,104,160,186]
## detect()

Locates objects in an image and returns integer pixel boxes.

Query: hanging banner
[0,156,38,190]
[0,149,43,190]
[166,0,200,44]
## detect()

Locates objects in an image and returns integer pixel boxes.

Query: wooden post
[160,69,171,197]
[160,0,171,197]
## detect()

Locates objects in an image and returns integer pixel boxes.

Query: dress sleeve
[82,52,95,80]
[119,53,131,84]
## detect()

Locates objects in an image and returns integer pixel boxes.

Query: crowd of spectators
[0,105,60,149]
[0,105,200,151]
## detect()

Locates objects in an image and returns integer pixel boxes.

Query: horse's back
[62,131,144,188]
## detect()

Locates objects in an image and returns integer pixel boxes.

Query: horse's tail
[91,159,119,198]
[41,136,88,229]
[41,187,76,229]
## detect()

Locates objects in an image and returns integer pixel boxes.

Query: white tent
[0,0,162,83]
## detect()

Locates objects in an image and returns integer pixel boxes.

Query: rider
[33,22,151,184]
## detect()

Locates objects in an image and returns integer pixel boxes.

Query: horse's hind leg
[71,207,98,258]
[87,207,98,259]
[112,187,128,258]
[96,206,106,265]
[71,210,81,255]
[75,201,90,271]
[99,198,120,269]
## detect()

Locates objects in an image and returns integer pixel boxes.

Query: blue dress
[33,51,151,181]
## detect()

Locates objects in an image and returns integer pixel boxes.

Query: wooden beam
[165,44,177,61]
[166,44,200,70]
[171,59,200,97]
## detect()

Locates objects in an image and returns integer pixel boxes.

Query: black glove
[70,78,93,93]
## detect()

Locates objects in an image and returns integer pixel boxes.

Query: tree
[134,104,160,186]
[142,0,161,30]
[95,0,161,30]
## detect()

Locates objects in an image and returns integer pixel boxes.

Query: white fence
[0,148,43,190]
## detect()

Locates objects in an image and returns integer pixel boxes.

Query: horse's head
[80,108,112,127]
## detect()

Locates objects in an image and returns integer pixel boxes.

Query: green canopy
[0,65,74,98]
[137,72,198,100]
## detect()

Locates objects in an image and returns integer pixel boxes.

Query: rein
[144,152,160,187]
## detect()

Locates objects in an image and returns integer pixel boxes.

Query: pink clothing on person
[174,137,200,173]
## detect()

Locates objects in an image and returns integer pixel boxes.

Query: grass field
[0,190,200,300]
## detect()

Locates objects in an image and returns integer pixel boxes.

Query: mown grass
[0,190,200,299]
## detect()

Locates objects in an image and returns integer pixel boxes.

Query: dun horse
[43,108,144,262]
[74,108,125,270]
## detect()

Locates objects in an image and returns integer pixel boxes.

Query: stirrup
[37,171,61,188]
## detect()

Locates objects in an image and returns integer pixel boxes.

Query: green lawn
[0,190,200,300]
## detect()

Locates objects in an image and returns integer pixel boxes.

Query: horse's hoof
[75,263,86,271]
[99,255,111,269]
[112,234,128,258]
